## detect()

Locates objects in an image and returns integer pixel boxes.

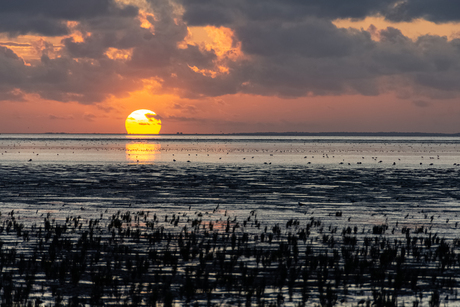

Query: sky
[1,0,460,134]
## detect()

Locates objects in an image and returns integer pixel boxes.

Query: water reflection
[125,142,161,163]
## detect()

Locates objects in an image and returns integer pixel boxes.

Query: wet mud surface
[1,164,460,306]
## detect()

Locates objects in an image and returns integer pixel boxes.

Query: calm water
[1,134,460,306]
[2,134,460,167]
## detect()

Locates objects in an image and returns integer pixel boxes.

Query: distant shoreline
[1,132,460,137]
[230,131,460,137]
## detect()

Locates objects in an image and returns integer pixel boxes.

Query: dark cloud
[0,13,70,37]
[1,0,460,106]
[179,0,394,26]
[172,103,198,114]
[0,0,138,36]
[228,22,460,99]
[235,19,368,58]
[0,46,27,88]
[0,90,26,102]
[179,0,460,25]
[385,0,460,23]
[0,46,144,103]
[27,56,144,104]
[154,1,460,99]
[413,100,430,107]
[145,113,161,121]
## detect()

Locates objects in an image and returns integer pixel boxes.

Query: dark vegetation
[0,208,458,306]
[1,164,460,306]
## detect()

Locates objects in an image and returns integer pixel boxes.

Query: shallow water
[1,134,460,306]
[2,134,460,167]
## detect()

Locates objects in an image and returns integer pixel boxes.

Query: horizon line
[2,131,460,137]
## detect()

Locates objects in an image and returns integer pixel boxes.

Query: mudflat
[0,163,459,306]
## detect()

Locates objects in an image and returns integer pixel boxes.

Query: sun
[125,109,162,134]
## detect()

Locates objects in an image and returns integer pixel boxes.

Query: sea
[1,134,460,306]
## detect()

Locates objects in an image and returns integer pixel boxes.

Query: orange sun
[125,109,162,134]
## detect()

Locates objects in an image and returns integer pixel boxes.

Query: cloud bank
[1,0,460,104]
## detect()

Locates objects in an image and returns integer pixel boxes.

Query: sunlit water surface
[1,134,460,167]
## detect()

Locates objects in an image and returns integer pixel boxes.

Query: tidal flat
[1,163,460,306]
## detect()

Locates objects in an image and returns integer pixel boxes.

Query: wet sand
[1,163,460,305]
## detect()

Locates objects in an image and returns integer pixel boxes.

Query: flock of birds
[2,139,460,167]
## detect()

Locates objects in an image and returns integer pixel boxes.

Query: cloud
[413,100,430,107]
[179,0,460,25]
[145,112,161,121]
[385,0,460,23]
[172,102,198,114]
[0,0,138,36]
[0,46,27,93]
[179,0,393,26]
[49,114,74,120]
[83,112,96,121]
[1,0,460,106]
[0,42,31,47]
[0,89,26,102]
[236,19,360,58]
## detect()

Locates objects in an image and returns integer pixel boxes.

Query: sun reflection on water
[125,143,161,163]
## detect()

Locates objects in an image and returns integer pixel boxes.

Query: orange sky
[1,2,460,134]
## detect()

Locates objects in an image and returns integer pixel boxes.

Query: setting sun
[125,109,162,134]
